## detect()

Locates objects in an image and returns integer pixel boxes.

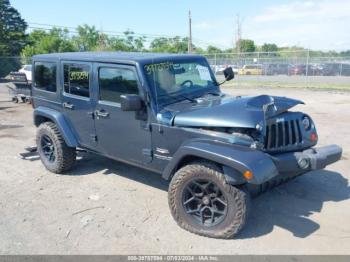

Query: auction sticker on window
[196,65,212,81]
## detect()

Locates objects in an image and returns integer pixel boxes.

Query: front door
[61,62,96,149]
[93,63,152,164]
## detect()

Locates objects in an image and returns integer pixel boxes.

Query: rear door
[61,62,97,149]
[93,63,152,164]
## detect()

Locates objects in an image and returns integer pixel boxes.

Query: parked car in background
[238,64,263,75]
[321,63,350,76]
[288,64,323,76]
[308,64,323,76]
[288,64,306,75]
[338,63,350,76]
[215,65,239,75]
[263,63,290,75]
[18,64,32,81]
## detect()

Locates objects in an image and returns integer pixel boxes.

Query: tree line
[1,0,349,76]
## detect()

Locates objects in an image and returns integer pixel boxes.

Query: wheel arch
[166,154,247,186]
[162,140,278,185]
[34,107,78,147]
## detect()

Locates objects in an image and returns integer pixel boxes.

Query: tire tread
[36,122,76,174]
[168,161,249,239]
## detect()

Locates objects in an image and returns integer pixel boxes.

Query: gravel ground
[0,83,349,255]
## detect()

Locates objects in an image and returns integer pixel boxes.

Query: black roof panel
[33,52,204,65]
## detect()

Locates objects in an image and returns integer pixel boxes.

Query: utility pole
[235,14,242,54]
[188,10,193,54]
[98,23,106,51]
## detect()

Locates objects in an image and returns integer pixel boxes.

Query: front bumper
[271,144,342,175]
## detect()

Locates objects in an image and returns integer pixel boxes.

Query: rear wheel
[36,122,76,174]
[168,161,249,239]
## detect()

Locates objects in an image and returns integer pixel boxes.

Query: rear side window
[99,67,139,103]
[34,62,57,92]
[63,64,90,98]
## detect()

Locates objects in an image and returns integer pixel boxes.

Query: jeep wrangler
[31,52,342,239]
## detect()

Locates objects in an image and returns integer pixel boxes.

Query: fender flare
[33,107,78,147]
[162,140,278,185]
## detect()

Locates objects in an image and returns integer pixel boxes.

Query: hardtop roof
[32,52,205,65]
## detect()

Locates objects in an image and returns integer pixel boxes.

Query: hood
[163,95,303,128]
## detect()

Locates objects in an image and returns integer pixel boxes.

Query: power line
[27,22,230,49]
[29,22,186,40]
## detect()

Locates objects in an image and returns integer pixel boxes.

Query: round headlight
[302,116,311,130]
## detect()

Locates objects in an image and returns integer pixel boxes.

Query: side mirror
[120,94,143,111]
[223,67,234,81]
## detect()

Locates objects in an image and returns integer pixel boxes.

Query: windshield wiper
[206,91,221,96]
[177,94,197,103]
[160,91,197,103]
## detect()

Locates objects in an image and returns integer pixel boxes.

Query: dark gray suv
[31,52,342,239]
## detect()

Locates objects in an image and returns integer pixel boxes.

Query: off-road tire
[168,161,250,239]
[36,122,76,174]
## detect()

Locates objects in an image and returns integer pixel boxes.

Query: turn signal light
[243,170,253,180]
[310,133,318,142]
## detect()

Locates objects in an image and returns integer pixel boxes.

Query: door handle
[63,102,74,110]
[95,110,110,119]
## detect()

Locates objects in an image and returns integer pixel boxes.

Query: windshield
[143,59,219,107]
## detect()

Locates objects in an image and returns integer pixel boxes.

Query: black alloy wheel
[182,179,228,227]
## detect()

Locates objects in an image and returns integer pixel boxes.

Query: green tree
[21,28,76,58]
[0,0,28,76]
[108,31,146,52]
[340,50,350,56]
[206,45,222,54]
[73,24,100,51]
[236,39,255,53]
[261,43,278,53]
[150,36,190,53]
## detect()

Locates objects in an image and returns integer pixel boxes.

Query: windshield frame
[141,56,220,110]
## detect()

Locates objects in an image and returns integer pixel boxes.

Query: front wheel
[168,161,250,239]
[36,122,76,174]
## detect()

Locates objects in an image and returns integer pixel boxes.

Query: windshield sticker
[70,71,89,81]
[144,62,173,75]
[196,65,212,81]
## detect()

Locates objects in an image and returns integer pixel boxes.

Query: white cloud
[253,0,350,23]
[192,0,350,51]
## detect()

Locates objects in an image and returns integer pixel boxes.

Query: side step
[19,146,86,159]
[19,146,38,159]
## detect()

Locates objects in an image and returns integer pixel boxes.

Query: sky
[11,0,350,51]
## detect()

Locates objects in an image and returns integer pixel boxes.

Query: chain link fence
[203,51,350,77]
[1,53,350,89]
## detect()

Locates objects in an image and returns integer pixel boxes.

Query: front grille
[265,118,303,151]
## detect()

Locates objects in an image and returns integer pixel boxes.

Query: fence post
[306,48,310,77]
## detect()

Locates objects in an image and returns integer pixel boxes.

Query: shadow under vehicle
[30,52,342,239]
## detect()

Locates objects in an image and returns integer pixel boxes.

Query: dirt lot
[0,83,349,255]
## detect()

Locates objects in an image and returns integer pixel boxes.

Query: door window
[98,67,139,103]
[63,64,90,98]
[34,62,57,92]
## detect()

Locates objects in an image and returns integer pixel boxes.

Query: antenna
[188,10,193,54]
